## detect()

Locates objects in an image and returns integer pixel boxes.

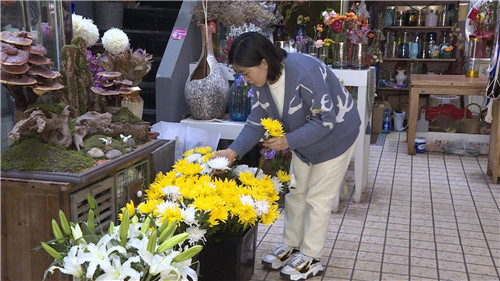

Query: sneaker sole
[262,259,283,270]
[280,269,323,281]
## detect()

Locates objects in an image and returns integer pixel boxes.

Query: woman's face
[233,59,268,87]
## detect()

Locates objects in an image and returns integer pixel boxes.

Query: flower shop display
[40,195,202,281]
[136,145,284,280]
[185,21,229,120]
[228,73,253,122]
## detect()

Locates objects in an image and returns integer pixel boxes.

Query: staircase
[122,1,182,124]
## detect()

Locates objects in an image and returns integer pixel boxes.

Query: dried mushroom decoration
[0,31,64,114]
[91,71,138,109]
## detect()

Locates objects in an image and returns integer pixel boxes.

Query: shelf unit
[375,1,460,110]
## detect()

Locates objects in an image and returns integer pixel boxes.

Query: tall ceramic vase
[185,24,229,120]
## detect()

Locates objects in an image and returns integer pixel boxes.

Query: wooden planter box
[1,140,174,281]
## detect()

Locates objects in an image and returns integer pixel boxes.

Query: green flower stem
[254,149,268,177]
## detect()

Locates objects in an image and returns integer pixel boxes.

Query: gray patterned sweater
[229,53,361,164]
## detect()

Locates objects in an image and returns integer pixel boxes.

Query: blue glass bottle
[228,74,252,122]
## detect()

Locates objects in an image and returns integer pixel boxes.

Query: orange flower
[316,24,323,33]
[368,33,375,39]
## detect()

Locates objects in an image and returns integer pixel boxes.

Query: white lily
[95,255,141,281]
[48,246,84,279]
[79,234,126,279]
[70,224,85,245]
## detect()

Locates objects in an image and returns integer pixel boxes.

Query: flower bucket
[197,225,257,281]
[462,103,482,134]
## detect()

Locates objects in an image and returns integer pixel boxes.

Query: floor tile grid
[453,154,500,278]
[252,132,500,281]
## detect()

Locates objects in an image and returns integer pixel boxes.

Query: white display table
[182,66,375,210]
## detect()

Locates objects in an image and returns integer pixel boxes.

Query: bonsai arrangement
[1,18,153,173]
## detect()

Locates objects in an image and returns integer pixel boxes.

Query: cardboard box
[372,103,385,134]
[387,95,400,111]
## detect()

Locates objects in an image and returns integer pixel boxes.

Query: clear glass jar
[465,38,483,78]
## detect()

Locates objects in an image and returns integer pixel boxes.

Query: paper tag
[171,28,186,40]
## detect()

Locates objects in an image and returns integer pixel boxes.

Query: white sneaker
[280,252,323,280]
[262,244,299,270]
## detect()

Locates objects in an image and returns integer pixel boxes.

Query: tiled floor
[253,132,500,281]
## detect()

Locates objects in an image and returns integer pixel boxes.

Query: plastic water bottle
[382,110,391,134]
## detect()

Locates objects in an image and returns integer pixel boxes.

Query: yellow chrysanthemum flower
[202,152,215,163]
[173,158,203,176]
[125,200,135,216]
[261,118,285,138]
[195,146,212,155]
[277,170,291,182]
[182,149,195,157]
[260,204,280,225]
[138,199,159,214]
[161,205,184,225]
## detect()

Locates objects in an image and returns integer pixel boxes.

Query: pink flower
[315,39,324,48]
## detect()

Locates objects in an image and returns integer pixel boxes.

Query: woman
[213,32,360,280]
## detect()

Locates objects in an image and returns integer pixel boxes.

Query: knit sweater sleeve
[285,63,338,151]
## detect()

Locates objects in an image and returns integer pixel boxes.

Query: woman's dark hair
[228,32,287,82]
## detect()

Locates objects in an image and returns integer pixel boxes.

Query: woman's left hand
[264,136,289,151]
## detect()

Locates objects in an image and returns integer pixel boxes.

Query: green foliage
[112,107,145,124]
[1,137,95,173]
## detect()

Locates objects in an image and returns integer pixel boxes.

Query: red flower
[468,8,480,21]
[331,20,342,33]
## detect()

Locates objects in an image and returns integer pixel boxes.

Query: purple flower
[248,88,253,98]
[260,148,277,159]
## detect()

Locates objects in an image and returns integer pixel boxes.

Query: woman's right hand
[211,148,238,164]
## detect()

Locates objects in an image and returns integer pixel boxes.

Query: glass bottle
[465,38,483,78]
[228,74,252,121]
[384,7,395,26]
[425,9,437,26]
[421,63,428,74]
[410,32,421,59]
[398,32,409,58]
[439,5,449,26]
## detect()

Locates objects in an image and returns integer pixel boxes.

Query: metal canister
[405,9,417,26]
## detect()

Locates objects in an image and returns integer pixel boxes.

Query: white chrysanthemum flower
[155,200,176,216]
[254,199,270,216]
[162,185,181,201]
[232,164,250,176]
[270,176,283,193]
[207,157,229,170]
[185,153,202,164]
[102,28,129,54]
[72,14,99,47]
[186,226,207,245]
[180,206,197,226]
[239,195,254,206]
[199,162,211,174]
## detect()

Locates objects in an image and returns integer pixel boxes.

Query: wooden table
[408,74,489,154]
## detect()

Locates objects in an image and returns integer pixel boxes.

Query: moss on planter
[1,137,96,173]
[113,108,144,124]
[83,134,130,155]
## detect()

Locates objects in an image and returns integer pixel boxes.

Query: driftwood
[8,105,74,148]
[74,111,150,151]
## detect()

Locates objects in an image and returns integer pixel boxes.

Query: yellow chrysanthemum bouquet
[136,146,281,244]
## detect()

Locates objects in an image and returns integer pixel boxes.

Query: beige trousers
[283,144,355,258]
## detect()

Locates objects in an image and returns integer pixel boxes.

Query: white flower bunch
[71,14,99,47]
[102,28,129,55]
[41,196,202,281]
